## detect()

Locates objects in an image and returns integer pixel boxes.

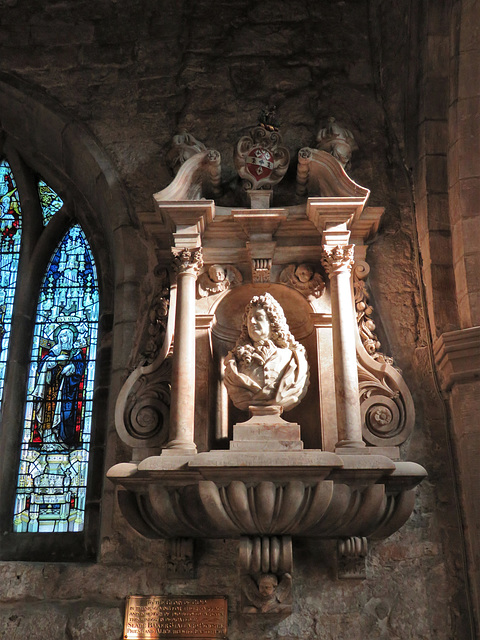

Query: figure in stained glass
[14,224,99,533]
[30,325,86,449]
[0,161,21,248]
[0,159,22,405]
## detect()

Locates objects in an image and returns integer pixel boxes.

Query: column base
[335,439,366,449]
[162,440,197,456]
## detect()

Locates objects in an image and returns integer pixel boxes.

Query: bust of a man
[223,293,309,412]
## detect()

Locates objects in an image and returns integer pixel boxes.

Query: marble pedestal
[230,405,304,451]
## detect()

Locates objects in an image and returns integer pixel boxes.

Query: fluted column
[163,247,203,454]
[322,244,365,448]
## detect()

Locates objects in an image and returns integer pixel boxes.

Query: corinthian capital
[321,245,355,276]
[172,247,204,277]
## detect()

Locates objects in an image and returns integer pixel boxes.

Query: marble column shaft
[164,247,203,453]
[322,245,365,448]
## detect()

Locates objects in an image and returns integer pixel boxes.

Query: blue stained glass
[0,159,22,407]
[13,225,99,533]
[38,179,63,225]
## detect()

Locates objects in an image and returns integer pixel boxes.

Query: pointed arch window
[0,152,103,559]
[13,225,99,533]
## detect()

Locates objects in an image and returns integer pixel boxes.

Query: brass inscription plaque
[123,596,228,639]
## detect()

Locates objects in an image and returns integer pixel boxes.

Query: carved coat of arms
[234,126,290,191]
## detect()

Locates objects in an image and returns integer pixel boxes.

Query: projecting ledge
[107,451,426,541]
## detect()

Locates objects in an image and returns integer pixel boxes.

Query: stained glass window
[38,179,63,225]
[13,224,99,533]
[0,159,22,406]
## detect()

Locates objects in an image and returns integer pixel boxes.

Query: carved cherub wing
[241,575,263,609]
[279,264,296,286]
[275,573,292,603]
[225,265,243,286]
[310,272,325,297]
[197,272,212,297]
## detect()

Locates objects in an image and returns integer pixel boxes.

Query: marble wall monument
[109,121,427,616]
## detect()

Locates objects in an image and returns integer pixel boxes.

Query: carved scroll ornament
[354,261,415,447]
[166,131,207,175]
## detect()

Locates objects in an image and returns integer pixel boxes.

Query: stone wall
[0,0,475,638]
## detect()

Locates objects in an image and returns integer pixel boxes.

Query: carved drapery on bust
[224,293,309,412]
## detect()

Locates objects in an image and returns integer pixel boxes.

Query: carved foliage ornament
[172,247,203,276]
[353,259,415,447]
[234,126,290,191]
[279,263,325,298]
[224,293,309,412]
[141,268,170,365]
[197,264,243,298]
[321,244,355,276]
[353,261,393,365]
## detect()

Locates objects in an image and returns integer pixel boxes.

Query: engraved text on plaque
[124,596,228,639]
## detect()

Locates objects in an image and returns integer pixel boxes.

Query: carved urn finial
[316,117,358,169]
[166,131,207,175]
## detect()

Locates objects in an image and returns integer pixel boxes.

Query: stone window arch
[0,75,131,561]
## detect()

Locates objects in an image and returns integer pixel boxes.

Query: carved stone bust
[224,293,309,412]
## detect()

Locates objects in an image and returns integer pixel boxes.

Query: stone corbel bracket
[154,149,221,203]
[239,536,293,615]
[433,326,480,391]
[296,148,370,199]
[232,209,288,283]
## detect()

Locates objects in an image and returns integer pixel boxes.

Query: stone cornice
[433,326,480,390]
